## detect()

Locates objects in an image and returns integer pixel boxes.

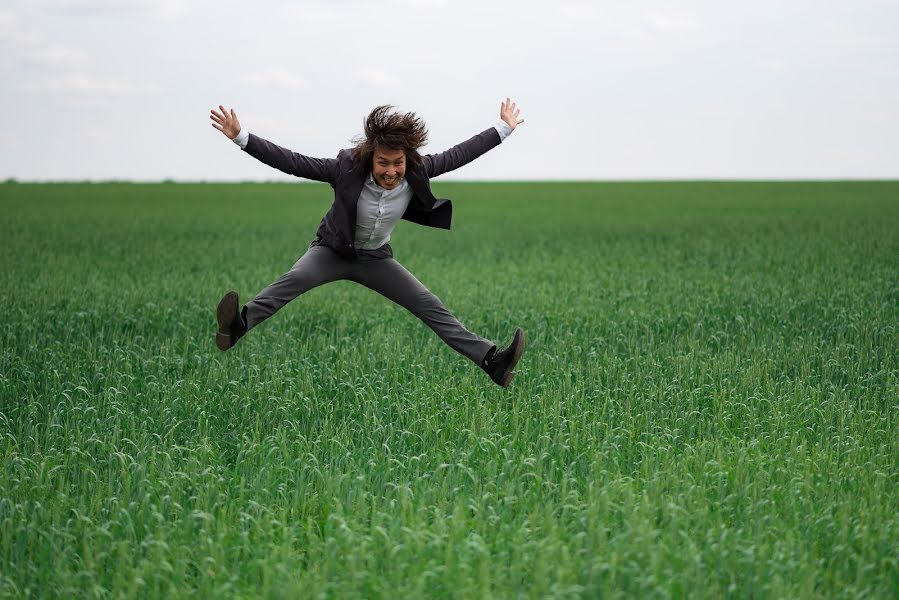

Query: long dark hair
[353,105,428,175]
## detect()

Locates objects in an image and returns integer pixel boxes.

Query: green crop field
[1,181,897,598]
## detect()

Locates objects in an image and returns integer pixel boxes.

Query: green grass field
[1,181,897,598]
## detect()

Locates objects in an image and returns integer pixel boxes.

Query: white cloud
[0,12,85,67]
[29,44,88,67]
[0,11,42,46]
[361,69,398,87]
[0,11,15,29]
[244,116,290,133]
[0,13,86,72]
[240,68,304,91]
[40,0,188,19]
[557,0,604,20]
[757,58,788,73]
[153,0,188,20]
[44,0,139,16]
[648,12,699,32]
[283,4,340,25]
[21,74,159,95]
[398,0,448,7]
[82,126,115,141]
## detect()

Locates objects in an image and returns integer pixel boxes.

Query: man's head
[354,105,428,188]
[372,146,406,190]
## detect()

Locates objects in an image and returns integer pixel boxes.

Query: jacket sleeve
[423,127,502,179]
[243,133,338,183]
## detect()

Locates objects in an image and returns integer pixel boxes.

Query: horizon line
[3,178,899,184]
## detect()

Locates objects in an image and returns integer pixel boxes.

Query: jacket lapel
[405,166,438,209]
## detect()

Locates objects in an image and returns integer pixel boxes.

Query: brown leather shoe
[483,328,526,387]
[215,291,246,351]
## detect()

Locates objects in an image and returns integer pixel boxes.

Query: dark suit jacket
[242,127,502,259]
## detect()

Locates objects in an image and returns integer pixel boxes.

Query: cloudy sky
[2,0,898,181]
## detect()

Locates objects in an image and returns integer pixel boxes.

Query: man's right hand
[210,105,241,140]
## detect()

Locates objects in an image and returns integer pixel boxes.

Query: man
[209,99,526,387]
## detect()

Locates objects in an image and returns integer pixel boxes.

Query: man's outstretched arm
[209,105,337,183]
[424,98,524,179]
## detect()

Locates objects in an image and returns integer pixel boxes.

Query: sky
[2,0,898,181]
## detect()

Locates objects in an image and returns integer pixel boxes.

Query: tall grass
[1,181,897,598]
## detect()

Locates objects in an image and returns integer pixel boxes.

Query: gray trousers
[243,241,495,366]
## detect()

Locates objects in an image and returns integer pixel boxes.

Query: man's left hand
[500,98,524,130]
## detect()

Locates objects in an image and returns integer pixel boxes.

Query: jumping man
[209,100,526,387]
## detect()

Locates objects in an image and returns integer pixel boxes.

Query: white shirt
[354,173,413,249]
[232,121,514,249]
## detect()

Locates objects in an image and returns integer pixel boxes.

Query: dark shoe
[216,291,247,351]
[483,328,526,388]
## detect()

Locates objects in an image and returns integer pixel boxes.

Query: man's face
[372,147,406,190]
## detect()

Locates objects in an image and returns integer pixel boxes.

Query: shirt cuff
[494,120,514,142]
[232,128,249,149]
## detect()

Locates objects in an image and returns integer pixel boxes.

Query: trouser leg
[243,245,349,331]
[350,257,495,366]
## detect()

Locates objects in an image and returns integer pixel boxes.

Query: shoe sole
[498,328,526,388]
[216,291,238,351]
